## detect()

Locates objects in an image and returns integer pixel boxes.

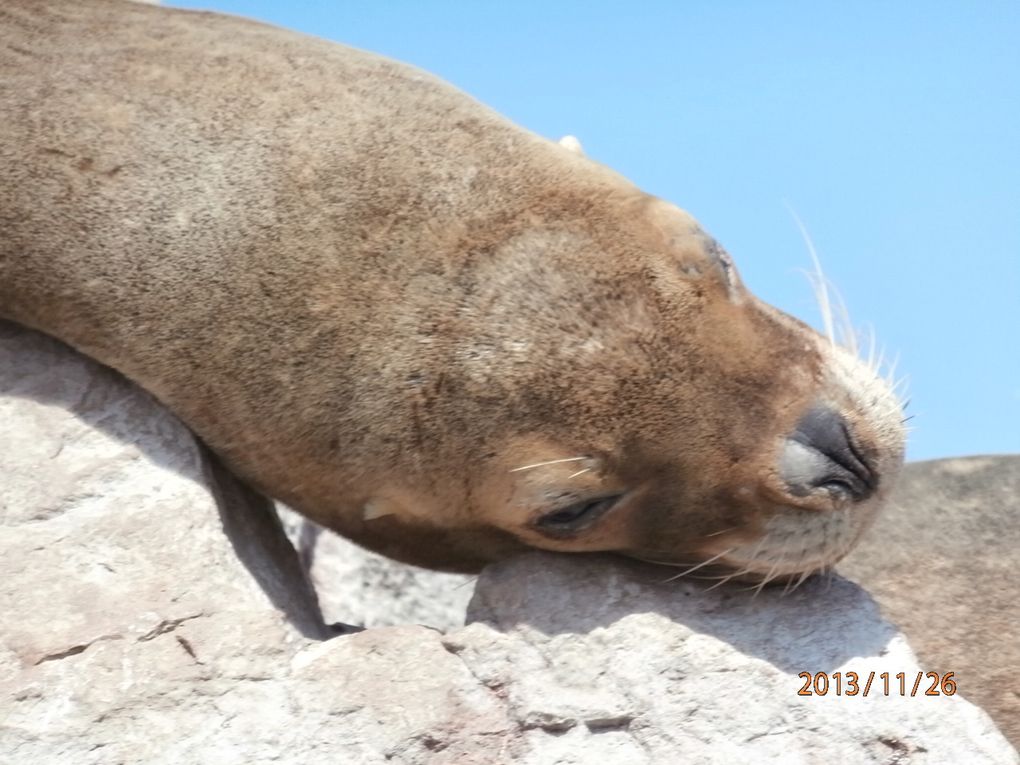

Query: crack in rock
[137,614,204,642]
[34,633,123,665]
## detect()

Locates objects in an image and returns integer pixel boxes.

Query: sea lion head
[378,190,907,581]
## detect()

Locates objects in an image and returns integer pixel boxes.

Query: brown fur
[0,0,904,572]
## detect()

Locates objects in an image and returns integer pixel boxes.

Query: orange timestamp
[797,671,957,697]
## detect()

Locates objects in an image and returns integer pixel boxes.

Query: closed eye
[533,494,622,537]
[704,237,737,288]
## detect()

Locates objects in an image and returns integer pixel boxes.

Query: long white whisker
[661,547,736,583]
[705,526,738,538]
[509,456,587,473]
[785,203,835,349]
[886,353,903,387]
[781,568,801,596]
[781,547,818,595]
[788,567,816,594]
[744,533,768,566]
[705,566,751,591]
[832,286,857,355]
[864,324,878,372]
[567,467,591,480]
[823,566,836,592]
[634,558,694,568]
[750,557,784,598]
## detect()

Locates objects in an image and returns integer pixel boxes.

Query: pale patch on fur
[362,499,394,521]
[558,135,584,155]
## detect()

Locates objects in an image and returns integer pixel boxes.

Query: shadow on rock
[467,551,898,675]
[1,320,327,640]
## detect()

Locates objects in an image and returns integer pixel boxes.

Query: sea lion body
[0,0,904,574]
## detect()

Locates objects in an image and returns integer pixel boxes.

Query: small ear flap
[558,135,584,156]
[362,498,396,521]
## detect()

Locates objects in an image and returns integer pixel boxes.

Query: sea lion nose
[780,406,876,502]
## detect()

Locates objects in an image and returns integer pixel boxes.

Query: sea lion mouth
[631,494,863,590]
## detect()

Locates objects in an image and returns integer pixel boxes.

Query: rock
[2,321,1017,763]
[840,455,1020,749]
[277,507,474,631]
[0,321,326,758]
[458,552,1016,763]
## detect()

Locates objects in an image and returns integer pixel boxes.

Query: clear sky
[175,1,1020,462]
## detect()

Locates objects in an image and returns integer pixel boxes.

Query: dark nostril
[780,406,876,501]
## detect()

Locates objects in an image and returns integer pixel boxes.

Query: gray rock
[840,455,1020,749]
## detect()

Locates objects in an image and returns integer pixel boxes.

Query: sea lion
[0,0,905,576]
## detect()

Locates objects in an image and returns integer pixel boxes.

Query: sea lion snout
[780,405,877,502]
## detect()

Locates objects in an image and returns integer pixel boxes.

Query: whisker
[877,347,890,380]
[567,467,591,480]
[787,205,835,350]
[823,566,836,592]
[750,558,784,598]
[632,557,692,568]
[661,547,735,583]
[864,324,878,372]
[509,456,587,473]
[788,567,816,594]
[705,526,738,538]
[681,573,729,581]
[781,568,801,596]
[787,207,860,354]
[781,552,817,596]
[704,566,751,591]
[894,381,910,403]
[744,534,768,566]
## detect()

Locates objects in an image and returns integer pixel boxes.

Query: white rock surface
[464,553,1017,764]
[2,321,1017,764]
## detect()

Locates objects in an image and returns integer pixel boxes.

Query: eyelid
[532,494,622,537]
[705,238,736,285]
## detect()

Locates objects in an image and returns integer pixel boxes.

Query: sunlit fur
[0,0,907,577]
[687,216,908,589]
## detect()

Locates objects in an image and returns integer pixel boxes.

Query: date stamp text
[797,671,957,697]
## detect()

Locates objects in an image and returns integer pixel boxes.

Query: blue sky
[176,1,1019,461]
